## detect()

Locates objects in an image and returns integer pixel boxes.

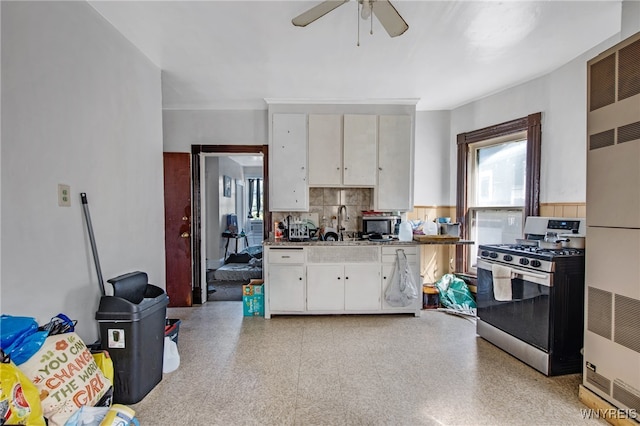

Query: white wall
[0,3,3,299]
[1,2,165,343]
[414,111,451,206]
[163,109,268,151]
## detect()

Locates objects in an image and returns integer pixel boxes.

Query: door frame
[191,144,270,304]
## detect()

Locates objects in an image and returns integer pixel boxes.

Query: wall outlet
[58,184,71,207]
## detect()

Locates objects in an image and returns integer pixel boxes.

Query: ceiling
[88,1,623,111]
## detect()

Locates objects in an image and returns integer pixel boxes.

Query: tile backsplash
[274,188,372,232]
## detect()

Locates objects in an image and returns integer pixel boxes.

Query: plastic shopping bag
[163,337,180,373]
[435,274,477,311]
[384,249,418,307]
[0,349,46,425]
[0,315,49,365]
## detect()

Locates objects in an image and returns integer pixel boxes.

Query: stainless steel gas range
[476,217,586,376]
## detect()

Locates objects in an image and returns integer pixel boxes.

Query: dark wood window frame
[190,144,269,304]
[455,112,541,273]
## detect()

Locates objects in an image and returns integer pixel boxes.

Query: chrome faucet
[337,205,347,240]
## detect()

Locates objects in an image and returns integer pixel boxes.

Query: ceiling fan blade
[292,0,350,27]
[372,0,408,37]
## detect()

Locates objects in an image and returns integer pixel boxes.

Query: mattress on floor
[213,263,262,281]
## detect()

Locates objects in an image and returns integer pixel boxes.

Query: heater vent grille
[590,53,616,111]
[586,369,611,395]
[618,121,640,145]
[613,380,640,412]
[618,38,640,101]
[587,287,612,339]
[614,294,640,353]
[590,129,615,150]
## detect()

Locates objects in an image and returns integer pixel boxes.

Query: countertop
[263,237,474,246]
[264,238,416,247]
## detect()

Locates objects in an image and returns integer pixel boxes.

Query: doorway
[191,145,269,304]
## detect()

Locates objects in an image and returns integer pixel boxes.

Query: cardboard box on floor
[243,279,264,317]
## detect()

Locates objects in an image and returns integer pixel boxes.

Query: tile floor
[131,303,603,425]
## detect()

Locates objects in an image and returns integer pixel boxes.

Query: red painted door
[163,153,192,307]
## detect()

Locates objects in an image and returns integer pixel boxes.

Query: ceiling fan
[292,0,409,38]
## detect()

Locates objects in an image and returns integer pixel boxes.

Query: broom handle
[81,193,106,296]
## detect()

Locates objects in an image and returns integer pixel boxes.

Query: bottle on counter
[398,221,412,241]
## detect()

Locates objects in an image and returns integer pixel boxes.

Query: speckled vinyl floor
[131,303,604,425]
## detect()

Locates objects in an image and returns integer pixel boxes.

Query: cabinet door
[344,264,381,310]
[270,113,308,211]
[268,264,305,312]
[377,115,413,211]
[381,261,420,311]
[307,264,344,311]
[343,114,377,186]
[308,114,342,186]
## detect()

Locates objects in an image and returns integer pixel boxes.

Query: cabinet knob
[378,167,382,171]
[345,276,349,280]
[337,277,341,280]
[299,277,302,281]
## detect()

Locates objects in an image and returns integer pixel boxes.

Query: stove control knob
[519,258,530,266]
[503,255,513,262]
[480,250,490,257]
[531,260,541,267]
[489,252,498,259]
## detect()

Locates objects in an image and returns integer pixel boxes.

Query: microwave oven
[361,215,400,235]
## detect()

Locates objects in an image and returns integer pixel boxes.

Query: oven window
[477,267,551,351]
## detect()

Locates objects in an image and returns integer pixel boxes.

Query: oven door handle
[477,259,551,287]
[513,271,549,281]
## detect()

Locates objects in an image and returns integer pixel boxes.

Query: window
[456,113,541,274]
[247,178,264,219]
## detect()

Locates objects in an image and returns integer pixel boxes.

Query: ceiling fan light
[360,0,372,20]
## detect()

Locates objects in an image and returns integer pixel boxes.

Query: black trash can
[95,271,169,404]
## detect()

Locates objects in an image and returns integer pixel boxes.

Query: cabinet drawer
[382,254,417,265]
[382,245,416,256]
[268,249,304,264]
[382,246,417,264]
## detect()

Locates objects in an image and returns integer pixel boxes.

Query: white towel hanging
[491,264,513,301]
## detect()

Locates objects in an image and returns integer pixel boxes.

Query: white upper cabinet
[376,115,413,211]
[308,114,378,187]
[269,108,414,212]
[308,114,342,186]
[270,113,308,211]
[343,114,378,186]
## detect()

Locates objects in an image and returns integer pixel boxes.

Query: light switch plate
[58,184,71,207]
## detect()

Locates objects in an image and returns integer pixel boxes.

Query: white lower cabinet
[381,246,421,311]
[268,264,305,312]
[344,264,381,311]
[307,265,344,311]
[307,264,381,311]
[266,244,420,317]
[265,248,305,317]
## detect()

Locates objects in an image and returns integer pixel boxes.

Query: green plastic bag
[434,274,477,311]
